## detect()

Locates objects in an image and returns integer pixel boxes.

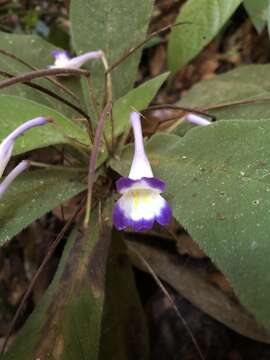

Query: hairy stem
[0,67,89,90]
[106,22,189,74]
[84,103,112,228]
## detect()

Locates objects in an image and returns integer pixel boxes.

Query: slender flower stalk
[113,112,172,231]
[0,117,49,178]
[50,50,103,69]
[0,160,29,200]
[185,113,211,126]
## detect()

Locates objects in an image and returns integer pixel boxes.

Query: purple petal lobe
[130,217,155,232]
[51,50,70,59]
[113,202,128,230]
[156,200,172,226]
[113,200,156,232]
[116,176,165,193]
[116,177,135,192]
[144,177,165,192]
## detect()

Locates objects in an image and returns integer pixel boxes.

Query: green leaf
[0,32,84,118]
[111,72,169,137]
[168,0,242,72]
[70,0,153,106]
[3,213,109,360]
[111,120,270,331]
[0,169,86,245]
[267,2,270,38]
[176,64,270,129]
[100,230,149,360]
[0,95,89,155]
[244,0,268,33]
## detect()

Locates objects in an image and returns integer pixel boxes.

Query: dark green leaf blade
[176,64,270,129]
[100,230,149,360]
[244,0,268,33]
[0,169,86,245]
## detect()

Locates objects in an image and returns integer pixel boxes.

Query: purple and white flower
[185,113,211,126]
[0,117,48,178]
[113,112,172,231]
[49,50,103,69]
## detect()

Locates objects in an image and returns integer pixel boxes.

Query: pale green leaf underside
[0,95,89,155]
[168,0,242,72]
[177,64,270,124]
[111,119,270,330]
[244,0,268,33]
[0,169,86,245]
[70,0,153,108]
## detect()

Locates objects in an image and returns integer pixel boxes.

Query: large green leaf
[244,0,268,33]
[0,95,89,155]
[176,64,270,129]
[168,0,242,72]
[0,32,84,118]
[3,214,108,360]
[111,119,270,331]
[0,169,86,245]
[111,72,169,137]
[70,0,153,107]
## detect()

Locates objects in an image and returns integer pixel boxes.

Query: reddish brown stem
[84,102,112,228]
[106,21,189,74]
[0,67,89,90]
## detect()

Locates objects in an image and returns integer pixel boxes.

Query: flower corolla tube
[0,117,48,198]
[113,112,172,231]
[49,50,103,69]
[185,113,211,126]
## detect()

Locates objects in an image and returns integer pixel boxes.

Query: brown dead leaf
[126,238,270,344]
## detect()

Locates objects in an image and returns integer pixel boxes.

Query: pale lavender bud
[49,50,103,69]
[185,113,211,126]
[0,160,29,200]
[0,117,48,178]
